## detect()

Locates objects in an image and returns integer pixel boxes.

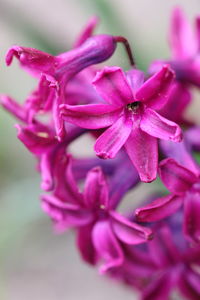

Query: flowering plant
[1,7,200,300]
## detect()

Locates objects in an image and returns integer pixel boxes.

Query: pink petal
[110,211,153,244]
[184,191,200,243]
[135,65,175,110]
[83,167,109,209]
[140,108,182,142]
[196,17,200,51]
[179,268,200,300]
[16,124,55,155]
[92,220,124,273]
[124,127,158,182]
[60,103,121,129]
[76,224,98,265]
[135,194,183,222]
[74,16,99,47]
[92,66,133,107]
[0,95,27,122]
[159,158,198,195]
[169,7,198,59]
[94,110,133,159]
[41,194,93,229]
[6,46,57,76]
[126,69,145,94]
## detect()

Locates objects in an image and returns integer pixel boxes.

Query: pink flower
[61,65,182,182]
[136,158,200,244]
[42,156,152,272]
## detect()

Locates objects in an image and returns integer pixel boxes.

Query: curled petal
[84,167,109,209]
[184,191,200,243]
[169,7,198,59]
[125,127,158,182]
[136,194,183,222]
[94,110,133,159]
[110,211,153,244]
[92,221,124,273]
[16,124,55,155]
[6,46,57,76]
[140,108,182,142]
[159,158,198,195]
[93,66,133,107]
[60,103,121,129]
[135,65,175,110]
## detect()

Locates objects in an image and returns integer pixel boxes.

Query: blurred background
[0,0,200,299]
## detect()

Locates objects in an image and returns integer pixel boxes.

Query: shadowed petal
[92,66,133,107]
[184,191,200,243]
[159,158,198,195]
[92,220,124,273]
[179,268,200,300]
[60,103,121,129]
[110,211,153,244]
[126,69,145,94]
[140,108,182,142]
[135,65,175,110]
[125,128,158,182]
[136,194,183,222]
[169,7,197,59]
[76,224,98,265]
[84,167,109,209]
[94,110,133,159]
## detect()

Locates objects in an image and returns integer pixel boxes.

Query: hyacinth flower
[136,157,200,244]
[110,218,200,300]
[42,155,152,272]
[61,65,182,182]
[5,17,135,139]
[150,7,200,87]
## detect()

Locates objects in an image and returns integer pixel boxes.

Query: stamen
[127,101,140,111]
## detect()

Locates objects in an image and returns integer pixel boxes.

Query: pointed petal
[74,16,99,47]
[169,7,198,59]
[60,103,121,129]
[0,95,27,122]
[92,66,133,107]
[140,108,182,142]
[159,158,198,195]
[160,139,200,177]
[94,110,133,159]
[184,191,200,243]
[110,211,153,244]
[84,167,109,209]
[6,46,57,76]
[124,128,158,182]
[92,220,124,273]
[126,69,145,93]
[76,224,98,265]
[135,65,175,110]
[136,194,183,222]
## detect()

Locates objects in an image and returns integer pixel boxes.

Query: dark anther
[127,101,140,111]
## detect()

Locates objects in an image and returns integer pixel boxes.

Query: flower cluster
[1,8,200,300]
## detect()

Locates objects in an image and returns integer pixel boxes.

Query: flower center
[127,101,141,112]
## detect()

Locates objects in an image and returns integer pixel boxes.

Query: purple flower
[111,220,200,300]
[42,156,152,272]
[150,7,200,87]
[136,157,200,244]
[61,65,182,182]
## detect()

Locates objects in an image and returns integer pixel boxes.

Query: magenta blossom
[61,65,182,182]
[136,157,200,244]
[42,156,152,272]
